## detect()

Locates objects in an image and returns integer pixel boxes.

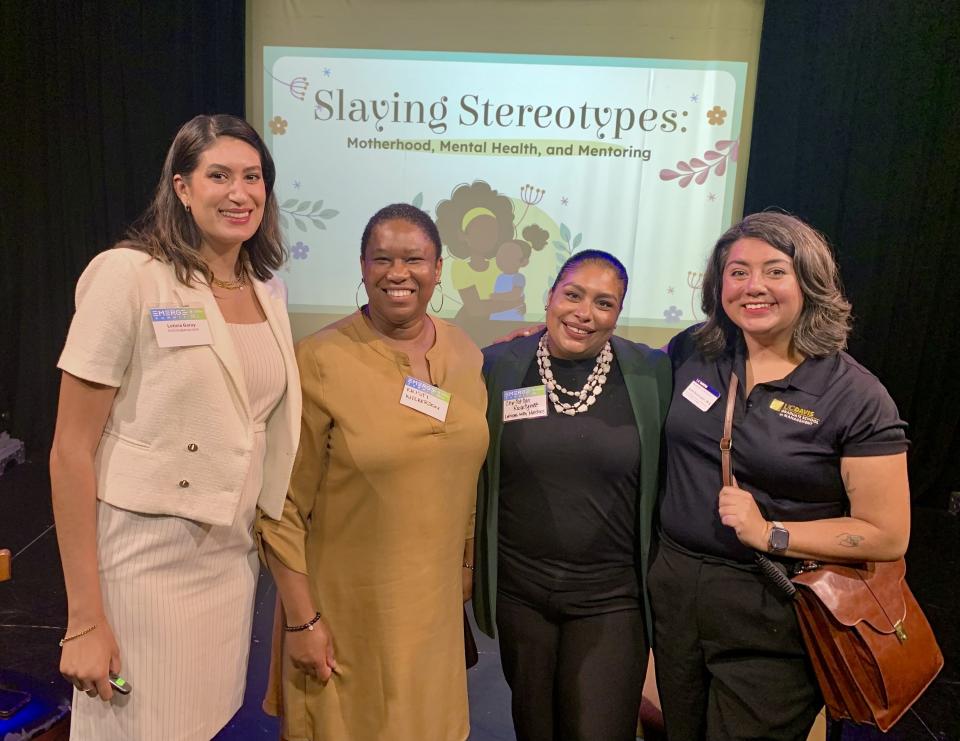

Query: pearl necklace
[536,334,613,416]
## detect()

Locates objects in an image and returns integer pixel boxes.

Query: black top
[660,326,909,563]
[497,351,641,614]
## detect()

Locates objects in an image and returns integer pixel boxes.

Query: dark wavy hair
[551,249,629,304]
[360,203,442,260]
[695,211,852,358]
[123,114,285,285]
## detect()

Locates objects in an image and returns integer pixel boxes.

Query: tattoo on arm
[838,533,864,548]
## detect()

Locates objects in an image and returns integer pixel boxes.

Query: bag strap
[721,373,738,487]
[722,371,797,598]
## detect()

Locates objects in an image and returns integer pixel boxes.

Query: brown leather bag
[721,373,944,731]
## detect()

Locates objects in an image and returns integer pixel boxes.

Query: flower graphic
[288,76,308,101]
[706,106,727,126]
[268,116,288,135]
[291,241,310,259]
[663,305,684,322]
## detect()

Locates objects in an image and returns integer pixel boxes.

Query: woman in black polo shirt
[648,212,910,740]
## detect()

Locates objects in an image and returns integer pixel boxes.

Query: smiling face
[721,237,804,348]
[361,218,443,332]
[173,136,265,256]
[545,262,624,359]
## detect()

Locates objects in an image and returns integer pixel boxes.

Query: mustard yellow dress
[259,310,488,741]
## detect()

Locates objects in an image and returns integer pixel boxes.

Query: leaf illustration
[279,214,289,229]
[318,209,339,219]
[314,220,327,230]
[660,169,681,181]
[552,240,567,251]
[730,142,740,162]
[715,158,727,177]
[412,192,424,208]
[715,140,735,151]
[560,223,571,243]
[676,161,693,172]
[294,217,307,232]
[678,174,694,188]
[295,201,312,213]
[691,158,708,169]
[573,233,582,248]
[281,198,298,208]
[704,150,721,161]
[310,201,325,214]
[694,169,710,185]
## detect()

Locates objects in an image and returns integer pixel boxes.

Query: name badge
[503,385,548,422]
[149,305,213,348]
[400,376,451,422]
[682,378,721,412]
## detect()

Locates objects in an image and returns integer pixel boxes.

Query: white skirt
[69,424,266,741]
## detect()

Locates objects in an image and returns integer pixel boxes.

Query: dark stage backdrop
[744,0,960,506]
[0,1,245,455]
[2,1,958,506]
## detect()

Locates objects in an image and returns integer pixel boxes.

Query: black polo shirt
[660,326,909,563]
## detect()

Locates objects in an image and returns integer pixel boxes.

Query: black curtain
[0,1,245,455]
[744,0,960,506]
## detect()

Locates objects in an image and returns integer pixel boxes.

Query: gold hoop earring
[355,280,366,312]
[183,202,191,213]
[430,282,444,313]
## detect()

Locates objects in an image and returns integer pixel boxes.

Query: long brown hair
[123,114,285,285]
[696,212,852,358]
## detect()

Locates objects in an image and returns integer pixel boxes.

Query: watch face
[770,528,789,552]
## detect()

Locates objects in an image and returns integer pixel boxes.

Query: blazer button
[186,443,198,452]
[178,480,190,488]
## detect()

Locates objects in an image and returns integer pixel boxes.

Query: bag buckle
[894,621,908,643]
[793,560,822,575]
[719,437,732,452]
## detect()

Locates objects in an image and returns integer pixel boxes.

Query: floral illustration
[687,271,704,321]
[291,241,310,259]
[268,116,288,135]
[266,68,309,101]
[278,198,339,232]
[706,105,727,126]
[659,140,739,188]
[663,305,683,322]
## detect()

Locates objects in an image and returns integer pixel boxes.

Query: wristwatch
[767,520,789,554]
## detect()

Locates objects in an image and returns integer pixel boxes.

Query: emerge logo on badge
[400,376,451,422]
[149,306,213,348]
[502,385,548,422]
[770,398,821,426]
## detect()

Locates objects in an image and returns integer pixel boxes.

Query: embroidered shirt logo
[769,398,820,426]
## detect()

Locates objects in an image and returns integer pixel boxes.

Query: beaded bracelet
[284,612,322,632]
[59,624,97,647]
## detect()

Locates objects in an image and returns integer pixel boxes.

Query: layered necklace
[536,334,613,416]
[210,267,247,291]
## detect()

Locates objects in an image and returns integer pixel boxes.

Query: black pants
[647,537,822,741]
[496,591,646,741]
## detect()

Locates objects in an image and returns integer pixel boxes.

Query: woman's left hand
[718,484,768,551]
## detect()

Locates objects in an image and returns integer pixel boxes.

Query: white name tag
[503,385,549,422]
[682,378,721,412]
[399,376,451,422]
[149,305,213,348]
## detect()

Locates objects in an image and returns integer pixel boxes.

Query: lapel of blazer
[172,280,252,421]
[612,335,659,464]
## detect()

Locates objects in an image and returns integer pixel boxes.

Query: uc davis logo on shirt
[769,399,821,426]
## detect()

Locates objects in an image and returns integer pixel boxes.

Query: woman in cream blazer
[50,114,300,741]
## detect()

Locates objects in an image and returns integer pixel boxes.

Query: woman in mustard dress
[259,203,488,741]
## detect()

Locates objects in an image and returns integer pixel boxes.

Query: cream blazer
[58,247,301,526]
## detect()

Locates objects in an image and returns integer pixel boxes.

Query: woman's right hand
[60,618,121,700]
[286,618,338,682]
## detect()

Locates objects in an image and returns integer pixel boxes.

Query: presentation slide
[264,47,746,345]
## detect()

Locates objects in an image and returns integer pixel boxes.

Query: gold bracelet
[59,624,97,647]
[462,561,474,571]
